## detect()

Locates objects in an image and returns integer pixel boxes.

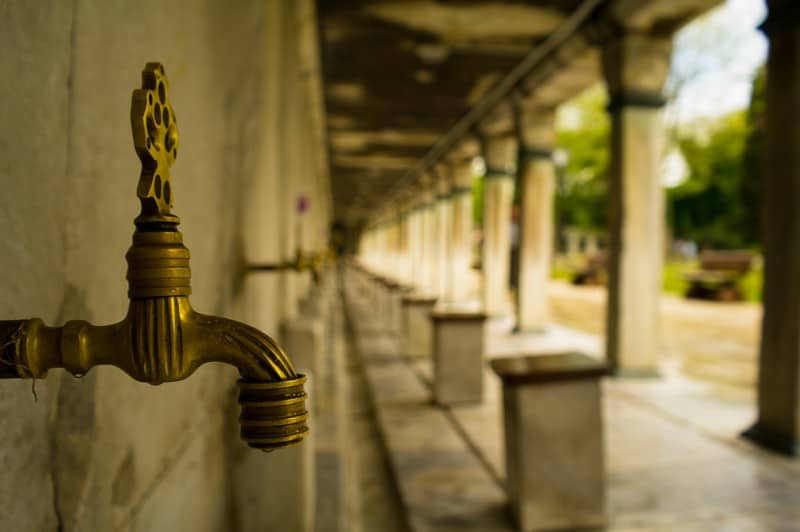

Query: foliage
[554,85,610,231]
[668,66,765,249]
[472,175,484,226]
[662,259,690,296]
[661,259,762,302]
[742,65,766,244]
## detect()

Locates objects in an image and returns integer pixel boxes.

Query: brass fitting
[0,63,308,452]
[247,248,328,285]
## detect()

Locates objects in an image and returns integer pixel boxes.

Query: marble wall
[0,1,329,530]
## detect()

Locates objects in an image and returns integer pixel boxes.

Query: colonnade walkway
[340,267,800,531]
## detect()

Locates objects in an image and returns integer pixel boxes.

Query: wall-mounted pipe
[246,249,329,285]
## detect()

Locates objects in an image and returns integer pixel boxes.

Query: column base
[742,422,800,457]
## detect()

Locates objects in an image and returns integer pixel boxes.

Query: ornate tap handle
[131,63,180,223]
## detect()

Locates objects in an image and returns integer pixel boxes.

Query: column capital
[449,136,482,161]
[602,33,672,111]
[416,172,437,207]
[449,159,474,193]
[482,134,518,177]
[398,191,417,218]
[517,103,556,156]
[433,163,451,199]
[478,101,515,137]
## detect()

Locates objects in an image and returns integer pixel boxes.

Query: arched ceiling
[317,0,722,228]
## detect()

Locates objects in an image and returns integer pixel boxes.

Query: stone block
[491,353,607,531]
[402,295,437,358]
[432,310,487,404]
[281,317,325,382]
[377,279,409,334]
[372,277,392,327]
[385,283,402,333]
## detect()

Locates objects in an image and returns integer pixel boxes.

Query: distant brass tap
[247,248,328,285]
[0,63,308,451]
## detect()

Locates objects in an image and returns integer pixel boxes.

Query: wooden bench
[572,252,607,286]
[684,250,753,302]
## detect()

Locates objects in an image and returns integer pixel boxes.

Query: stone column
[434,165,451,299]
[516,106,556,332]
[401,183,439,359]
[447,158,475,304]
[359,230,368,266]
[419,173,439,296]
[398,205,412,285]
[745,1,800,455]
[408,196,424,291]
[389,215,401,281]
[481,134,518,316]
[602,33,671,375]
[368,229,377,270]
[379,221,390,277]
[373,225,384,274]
[380,221,391,277]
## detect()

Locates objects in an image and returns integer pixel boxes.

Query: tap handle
[131,63,179,224]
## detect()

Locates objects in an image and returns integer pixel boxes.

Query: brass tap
[0,63,308,452]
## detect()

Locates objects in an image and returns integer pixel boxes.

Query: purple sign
[297,195,309,214]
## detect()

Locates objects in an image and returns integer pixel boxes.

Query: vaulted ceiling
[316,0,722,227]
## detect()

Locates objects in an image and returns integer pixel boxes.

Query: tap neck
[126,221,192,299]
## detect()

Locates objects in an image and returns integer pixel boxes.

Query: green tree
[668,67,765,249]
[554,85,610,231]
[741,65,765,245]
[472,174,484,226]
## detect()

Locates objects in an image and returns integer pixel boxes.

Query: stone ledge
[431,310,488,321]
[346,288,512,532]
[490,352,607,386]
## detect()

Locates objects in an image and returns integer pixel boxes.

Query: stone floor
[341,270,800,532]
[548,281,760,390]
[310,276,410,532]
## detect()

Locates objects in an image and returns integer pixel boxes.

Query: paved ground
[313,281,409,532]
[343,269,800,532]
[548,281,761,392]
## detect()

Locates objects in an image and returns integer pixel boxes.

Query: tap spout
[186,312,297,381]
